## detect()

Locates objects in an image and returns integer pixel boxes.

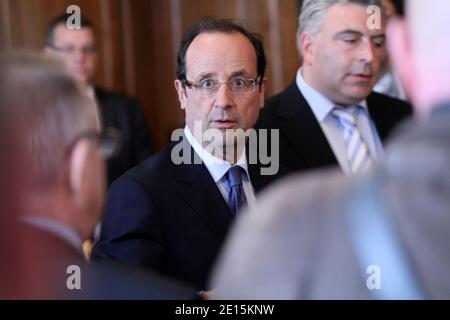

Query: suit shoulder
[257,87,290,127]
[115,142,177,186]
[264,85,293,110]
[257,81,300,127]
[368,92,412,114]
[95,86,140,107]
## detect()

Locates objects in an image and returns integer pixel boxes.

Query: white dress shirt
[184,126,257,211]
[86,85,102,131]
[296,68,384,175]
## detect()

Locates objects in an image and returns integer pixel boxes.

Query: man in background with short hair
[0,52,196,299]
[46,13,153,186]
[257,0,411,176]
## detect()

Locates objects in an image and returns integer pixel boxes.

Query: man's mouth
[211,119,238,129]
[351,73,372,81]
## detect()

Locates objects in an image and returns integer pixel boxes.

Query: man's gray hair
[297,0,384,53]
[0,52,96,187]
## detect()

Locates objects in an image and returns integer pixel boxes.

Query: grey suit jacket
[211,104,450,299]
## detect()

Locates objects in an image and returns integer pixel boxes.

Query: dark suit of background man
[93,18,281,290]
[257,0,411,176]
[212,0,450,299]
[46,14,153,186]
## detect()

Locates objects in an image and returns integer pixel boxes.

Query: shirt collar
[86,84,95,99]
[184,126,249,183]
[22,215,84,254]
[296,68,368,121]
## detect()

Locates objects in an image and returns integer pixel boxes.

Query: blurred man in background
[373,0,406,99]
[46,14,153,186]
[0,63,30,299]
[0,52,196,299]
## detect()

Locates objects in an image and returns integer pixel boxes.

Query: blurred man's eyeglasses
[67,127,121,160]
[48,44,97,56]
[182,76,262,97]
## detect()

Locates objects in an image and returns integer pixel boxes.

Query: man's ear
[300,32,315,65]
[387,18,414,97]
[68,140,91,201]
[174,80,187,110]
[44,46,56,56]
[258,78,269,109]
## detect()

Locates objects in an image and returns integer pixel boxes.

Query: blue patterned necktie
[333,106,373,174]
[226,166,247,216]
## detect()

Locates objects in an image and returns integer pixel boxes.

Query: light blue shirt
[296,69,384,175]
[373,70,406,101]
[184,126,257,211]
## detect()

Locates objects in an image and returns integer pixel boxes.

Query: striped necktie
[333,106,372,174]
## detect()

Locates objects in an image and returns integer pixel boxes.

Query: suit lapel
[94,87,110,130]
[367,93,387,141]
[366,92,396,142]
[277,81,338,168]
[174,139,232,242]
[94,87,106,112]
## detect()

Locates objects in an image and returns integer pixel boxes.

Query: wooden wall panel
[0,0,301,150]
[279,0,301,86]
[130,0,183,148]
[0,0,12,50]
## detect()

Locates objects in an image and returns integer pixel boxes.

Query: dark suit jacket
[92,135,284,289]
[256,81,412,173]
[2,222,197,299]
[95,87,153,185]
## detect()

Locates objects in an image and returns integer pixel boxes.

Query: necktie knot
[332,106,360,128]
[227,166,243,188]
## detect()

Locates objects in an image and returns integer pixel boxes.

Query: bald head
[387,0,450,115]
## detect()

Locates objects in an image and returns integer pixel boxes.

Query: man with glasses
[93,18,283,290]
[0,53,197,299]
[45,13,153,186]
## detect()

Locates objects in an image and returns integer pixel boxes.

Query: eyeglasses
[66,127,121,160]
[48,44,97,56]
[182,76,262,97]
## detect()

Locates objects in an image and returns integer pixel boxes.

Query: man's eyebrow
[194,72,216,80]
[334,29,386,40]
[230,70,252,78]
[371,33,386,40]
[335,29,364,37]
[193,70,254,80]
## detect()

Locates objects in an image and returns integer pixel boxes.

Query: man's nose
[213,82,234,109]
[358,41,375,63]
[73,48,89,61]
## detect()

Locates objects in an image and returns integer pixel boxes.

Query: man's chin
[73,72,91,84]
[341,88,373,104]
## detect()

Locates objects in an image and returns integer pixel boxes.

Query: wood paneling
[0,0,301,150]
